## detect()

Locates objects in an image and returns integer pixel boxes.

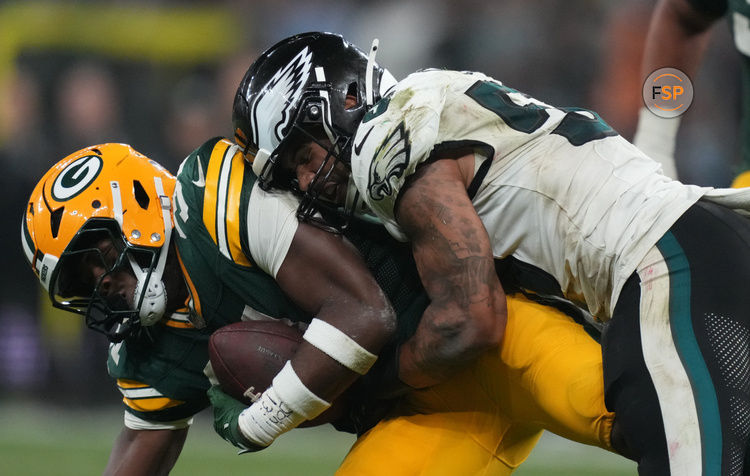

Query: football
[208,319,346,426]
[208,320,303,405]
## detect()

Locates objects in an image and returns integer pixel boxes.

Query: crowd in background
[0,0,742,405]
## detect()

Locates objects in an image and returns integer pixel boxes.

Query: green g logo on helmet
[51,155,103,201]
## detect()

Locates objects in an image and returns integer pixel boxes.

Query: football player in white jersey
[234,31,750,475]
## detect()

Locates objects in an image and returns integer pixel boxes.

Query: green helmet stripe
[20,214,35,267]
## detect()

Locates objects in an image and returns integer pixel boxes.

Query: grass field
[0,400,636,475]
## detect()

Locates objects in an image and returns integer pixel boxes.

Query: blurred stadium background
[0,0,741,474]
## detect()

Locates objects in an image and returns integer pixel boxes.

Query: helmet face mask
[54,221,127,302]
[52,219,162,342]
[233,32,397,230]
[23,144,176,342]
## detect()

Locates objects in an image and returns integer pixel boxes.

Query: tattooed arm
[394,155,507,388]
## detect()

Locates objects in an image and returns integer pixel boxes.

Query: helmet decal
[250,46,313,153]
[232,32,399,230]
[51,155,103,201]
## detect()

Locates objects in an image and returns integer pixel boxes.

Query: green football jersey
[109,136,429,429]
[173,136,427,336]
[106,310,210,424]
[173,137,308,329]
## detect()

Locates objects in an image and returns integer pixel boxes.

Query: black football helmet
[232,32,396,228]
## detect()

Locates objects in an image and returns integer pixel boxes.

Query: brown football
[208,320,346,427]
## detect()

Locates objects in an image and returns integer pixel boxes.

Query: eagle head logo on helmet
[250,46,313,155]
[231,32,398,228]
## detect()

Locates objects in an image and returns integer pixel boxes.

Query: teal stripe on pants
[657,231,722,475]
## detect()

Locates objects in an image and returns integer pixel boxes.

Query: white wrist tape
[272,361,331,419]
[237,361,330,447]
[303,318,378,375]
[632,107,681,180]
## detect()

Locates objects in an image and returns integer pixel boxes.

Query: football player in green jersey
[22,143,211,475]
[634,0,750,186]
[23,140,396,469]
[24,139,617,475]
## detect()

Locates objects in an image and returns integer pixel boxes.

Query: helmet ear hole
[50,207,64,238]
[345,82,359,109]
[132,180,150,210]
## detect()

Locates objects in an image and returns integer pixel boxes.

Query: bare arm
[641,0,718,80]
[207,199,398,452]
[635,0,720,178]
[275,222,396,401]
[103,427,188,476]
[394,157,506,388]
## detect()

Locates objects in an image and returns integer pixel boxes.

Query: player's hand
[207,385,266,453]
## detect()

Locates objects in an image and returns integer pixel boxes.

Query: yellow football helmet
[21,143,176,341]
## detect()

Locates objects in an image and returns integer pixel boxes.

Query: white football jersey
[350,69,720,318]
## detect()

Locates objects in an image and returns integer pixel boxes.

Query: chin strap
[110,178,172,327]
[137,177,173,326]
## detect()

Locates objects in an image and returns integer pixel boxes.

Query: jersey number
[465,80,616,146]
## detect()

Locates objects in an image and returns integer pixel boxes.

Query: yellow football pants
[732,170,750,188]
[336,293,614,476]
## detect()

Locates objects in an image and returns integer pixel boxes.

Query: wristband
[303,318,378,374]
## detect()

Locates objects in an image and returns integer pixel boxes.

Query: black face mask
[85,284,139,343]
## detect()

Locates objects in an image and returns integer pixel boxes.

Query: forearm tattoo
[398,162,504,382]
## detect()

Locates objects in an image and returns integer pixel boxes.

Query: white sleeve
[632,107,681,180]
[350,72,442,239]
[246,183,300,278]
